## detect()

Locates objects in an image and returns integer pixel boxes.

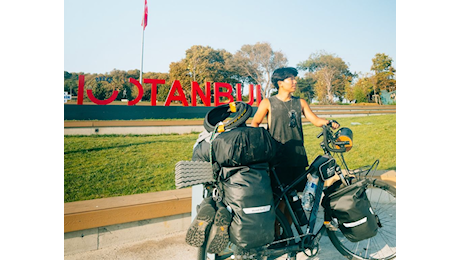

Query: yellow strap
[229,102,236,112]
[217,124,225,133]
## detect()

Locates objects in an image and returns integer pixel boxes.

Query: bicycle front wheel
[326,178,396,260]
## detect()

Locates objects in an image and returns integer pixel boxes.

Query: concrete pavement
[64,230,199,260]
[64,230,345,260]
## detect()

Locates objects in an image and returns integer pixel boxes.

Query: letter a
[165,80,189,106]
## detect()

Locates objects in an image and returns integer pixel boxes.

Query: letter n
[191,81,211,106]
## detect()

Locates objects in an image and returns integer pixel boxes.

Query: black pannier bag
[322,179,378,242]
[219,162,275,249]
[192,126,278,167]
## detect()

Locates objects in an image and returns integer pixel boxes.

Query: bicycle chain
[266,232,313,246]
[229,232,317,260]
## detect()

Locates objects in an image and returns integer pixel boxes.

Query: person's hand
[327,120,340,129]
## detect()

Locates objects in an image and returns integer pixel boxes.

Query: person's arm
[251,99,270,127]
[300,99,339,129]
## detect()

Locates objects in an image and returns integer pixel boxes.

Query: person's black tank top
[268,96,308,167]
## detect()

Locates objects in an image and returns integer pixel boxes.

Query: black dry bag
[219,163,275,249]
[192,126,278,167]
[323,179,378,242]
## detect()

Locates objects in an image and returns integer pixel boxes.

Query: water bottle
[302,173,319,213]
[289,191,308,225]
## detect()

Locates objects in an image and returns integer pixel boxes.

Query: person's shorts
[270,166,307,195]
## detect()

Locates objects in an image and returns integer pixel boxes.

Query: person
[251,67,339,231]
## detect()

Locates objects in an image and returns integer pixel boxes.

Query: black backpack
[322,179,378,242]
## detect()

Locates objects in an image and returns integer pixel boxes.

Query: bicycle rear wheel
[325,178,396,260]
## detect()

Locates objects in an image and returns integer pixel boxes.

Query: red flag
[141,0,148,29]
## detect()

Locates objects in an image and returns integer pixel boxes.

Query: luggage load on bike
[190,102,278,250]
[201,104,277,249]
[174,104,396,260]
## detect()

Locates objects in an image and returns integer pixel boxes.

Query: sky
[64,0,396,76]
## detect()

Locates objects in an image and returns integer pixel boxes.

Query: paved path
[64,230,346,260]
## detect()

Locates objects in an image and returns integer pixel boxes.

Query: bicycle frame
[269,155,338,257]
[262,125,356,256]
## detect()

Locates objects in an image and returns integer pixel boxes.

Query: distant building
[380,90,396,105]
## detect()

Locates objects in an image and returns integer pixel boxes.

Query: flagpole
[139,0,148,97]
[140,0,147,92]
[140,25,145,87]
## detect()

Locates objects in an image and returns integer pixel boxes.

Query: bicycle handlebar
[318,125,347,153]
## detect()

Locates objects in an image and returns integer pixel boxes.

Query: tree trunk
[326,82,334,104]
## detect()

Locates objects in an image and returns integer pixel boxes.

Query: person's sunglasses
[288,110,297,128]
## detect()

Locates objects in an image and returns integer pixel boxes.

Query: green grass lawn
[64,114,395,203]
[64,133,198,202]
[303,114,396,171]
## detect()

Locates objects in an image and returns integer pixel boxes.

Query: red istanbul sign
[76,75,262,106]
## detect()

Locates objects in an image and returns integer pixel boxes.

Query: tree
[349,75,374,103]
[64,71,79,96]
[297,51,354,104]
[294,74,316,103]
[108,69,133,101]
[370,53,396,95]
[168,60,190,96]
[185,45,236,84]
[233,42,288,98]
[143,71,170,102]
[316,66,337,102]
[168,45,239,102]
